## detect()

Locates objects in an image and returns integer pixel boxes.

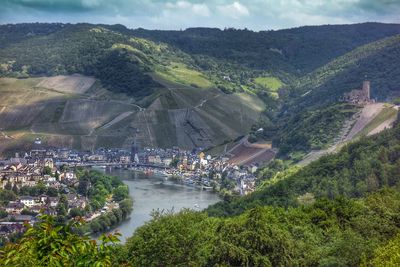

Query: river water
[103,168,221,242]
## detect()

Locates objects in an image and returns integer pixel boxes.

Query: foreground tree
[0,215,121,266]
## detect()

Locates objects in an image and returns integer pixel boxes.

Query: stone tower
[362,80,370,100]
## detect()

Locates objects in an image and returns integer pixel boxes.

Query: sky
[1,0,400,31]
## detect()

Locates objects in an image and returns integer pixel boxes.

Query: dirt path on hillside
[368,105,399,136]
[344,103,385,141]
[195,94,220,108]
[299,103,386,166]
[97,111,134,131]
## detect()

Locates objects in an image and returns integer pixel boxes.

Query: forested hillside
[132,23,400,74]
[209,123,400,216]
[131,22,400,158]
[0,24,165,98]
[265,34,400,157]
[1,22,400,156]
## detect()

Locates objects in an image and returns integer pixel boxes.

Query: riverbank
[101,169,221,241]
[82,197,133,235]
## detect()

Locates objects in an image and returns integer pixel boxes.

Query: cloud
[81,0,102,8]
[165,1,211,17]
[192,4,211,17]
[0,0,399,30]
[217,2,249,19]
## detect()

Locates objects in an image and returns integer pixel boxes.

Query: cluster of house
[5,193,87,215]
[0,155,91,238]
[136,150,258,195]
[188,152,257,194]
[2,143,259,200]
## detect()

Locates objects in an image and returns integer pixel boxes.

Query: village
[0,143,261,241]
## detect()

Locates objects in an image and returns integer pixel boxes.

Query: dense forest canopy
[131,23,400,74]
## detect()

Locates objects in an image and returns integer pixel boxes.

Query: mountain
[0,23,266,154]
[131,22,400,75]
[0,22,400,156]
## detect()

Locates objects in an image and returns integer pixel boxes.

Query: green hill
[125,123,400,266]
[0,23,271,153]
[267,34,400,158]
[208,124,400,216]
[1,22,400,156]
[131,22,400,74]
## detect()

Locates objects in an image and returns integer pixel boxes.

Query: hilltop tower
[362,80,370,100]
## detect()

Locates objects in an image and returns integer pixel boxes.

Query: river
[102,168,221,242]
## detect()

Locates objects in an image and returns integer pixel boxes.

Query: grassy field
[254,76,284,99]
[254,76,283,91]
[156,62,214,89]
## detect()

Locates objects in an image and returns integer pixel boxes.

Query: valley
[1,23,400,160]
[1,18,400,267]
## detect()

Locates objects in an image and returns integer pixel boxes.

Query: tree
[0,215,121,266]
[69,208,83,218]
[0,210,8,219]
[42,166,52,175]
[126,210,215,266]
[77,176,90,197]
[12,184,19,194]
[112,185,129,202]
[4,182,12,191]
[371,234,400,267]
[56,195,68,218]
[0,189,17,205]
[119,198,133,218]
[46,187,58,197]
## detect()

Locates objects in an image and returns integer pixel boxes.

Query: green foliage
[0,24,163,98]
[69,208,84,218]
[125,210,217,266]
[274,104,358,157]
[19,183,47,196]
[0,189,17,205]
[0,215,121,266]
[133,23,400,74]
[119,198,134,218]
[0,210,8,219]
[169,157,180,168]
[208,124,400,216]
[254,76,283,91]
[85,198,133,234]
[120,187,400,266]
[292,34,400,104]
[156,61,213,88]
[2,22,400,266]
[371,234,400,267]
[77,170,124,211]
[270,34,400,157]
[42,166,52,175]
[112,185,129,202]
